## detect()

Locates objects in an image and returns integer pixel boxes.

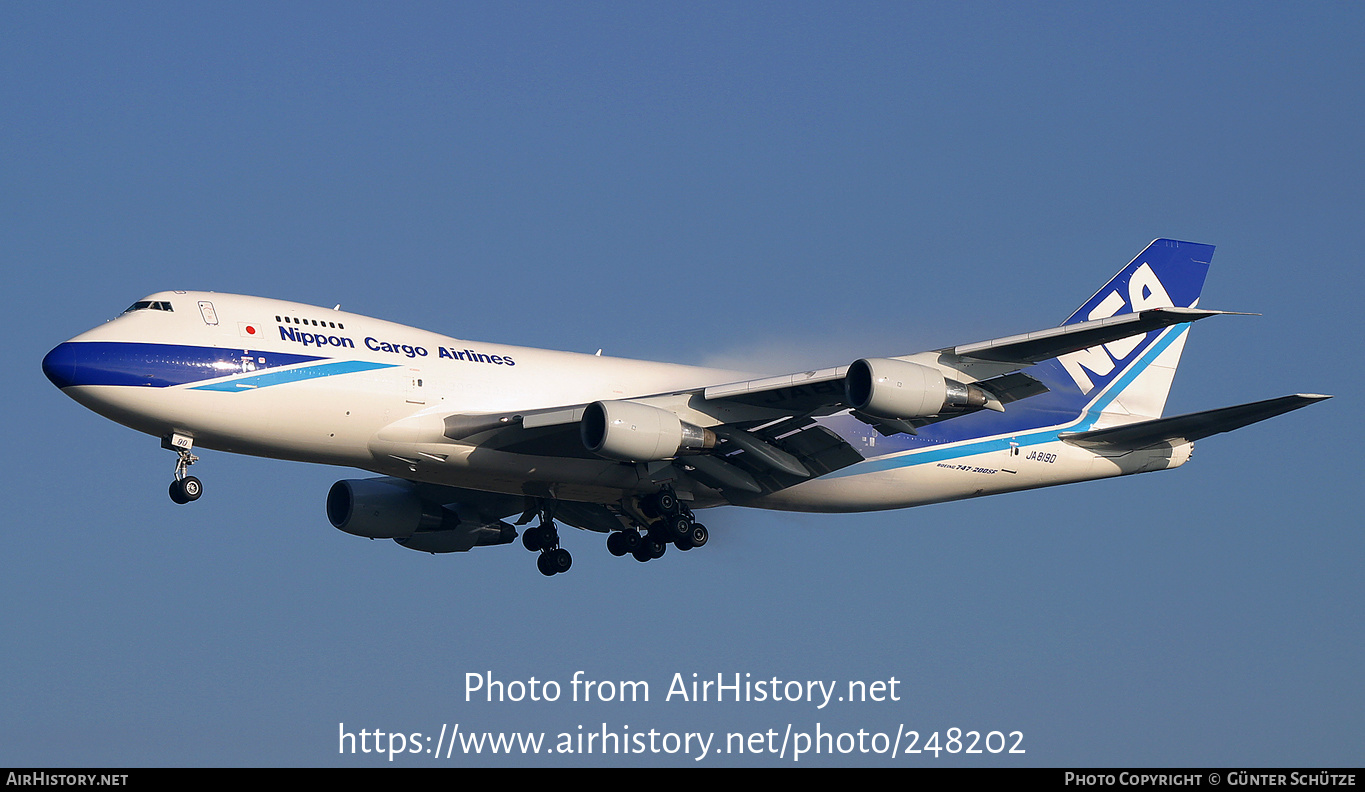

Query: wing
[403,307,1239,500]
[947,307,1243,365]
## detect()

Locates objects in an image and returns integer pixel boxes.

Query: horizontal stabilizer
[1061,394,1331,450]
[953,308,1243,365]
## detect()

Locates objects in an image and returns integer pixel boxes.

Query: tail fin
[1034,239,1215,420]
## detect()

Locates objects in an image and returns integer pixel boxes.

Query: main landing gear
[605,488,708,564]
[163,433,202,505]
[521,506,572,577]
[520,488,710,577]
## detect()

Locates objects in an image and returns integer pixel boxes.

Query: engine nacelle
[326,477,515,552]
[845,358,995,419]
[581,400,716,462]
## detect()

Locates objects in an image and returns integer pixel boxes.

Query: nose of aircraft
[42,340,155,390]
[43,339,262,390]
[42,342,81,389]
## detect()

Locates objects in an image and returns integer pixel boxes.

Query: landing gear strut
[163,433,202,504]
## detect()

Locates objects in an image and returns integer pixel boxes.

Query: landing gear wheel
[664,513,692,542]
[522,521,560,554]
[609,530,643,557]
[641,490,680,518]
[180,476,202,501]
[538,548,572,576]
[632,532,667,562]
[687,523,708,548]
[168,476,202,504]
[645,531,668,559]
[674,522,708,551]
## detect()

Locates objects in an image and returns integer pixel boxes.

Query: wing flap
[975,371,1050,405]
[682,418,864,498]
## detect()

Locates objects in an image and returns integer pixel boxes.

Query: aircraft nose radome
[42,343,79,389]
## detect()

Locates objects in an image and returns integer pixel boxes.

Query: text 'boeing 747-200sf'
[43,240,1330,576]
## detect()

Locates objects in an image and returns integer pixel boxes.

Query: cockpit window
[123,301,174,313]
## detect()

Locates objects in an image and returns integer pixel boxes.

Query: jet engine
[326,477,516,553]
[845,358,998,419]
[581,400,716,462]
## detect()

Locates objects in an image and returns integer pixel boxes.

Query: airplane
[42,239,1329,576]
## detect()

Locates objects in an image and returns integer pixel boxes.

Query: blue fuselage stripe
[42,341,397,391]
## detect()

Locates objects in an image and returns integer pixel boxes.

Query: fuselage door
[198,301,219,326]
[406,368,425,405]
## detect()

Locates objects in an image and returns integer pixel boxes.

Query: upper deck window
[277,314,344,330]
[123,301,174,313]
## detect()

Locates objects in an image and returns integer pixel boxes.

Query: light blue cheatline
[189,360,399,392]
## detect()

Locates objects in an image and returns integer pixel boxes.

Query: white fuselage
[49,291,1189,513]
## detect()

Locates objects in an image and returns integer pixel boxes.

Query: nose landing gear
[163,433,202,504]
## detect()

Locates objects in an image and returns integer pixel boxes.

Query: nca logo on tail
[1058,262,1177,394]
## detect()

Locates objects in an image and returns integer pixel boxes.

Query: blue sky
[3,2,1361,767]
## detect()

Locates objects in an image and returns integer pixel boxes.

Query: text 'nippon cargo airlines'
[43,240,1329,576]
